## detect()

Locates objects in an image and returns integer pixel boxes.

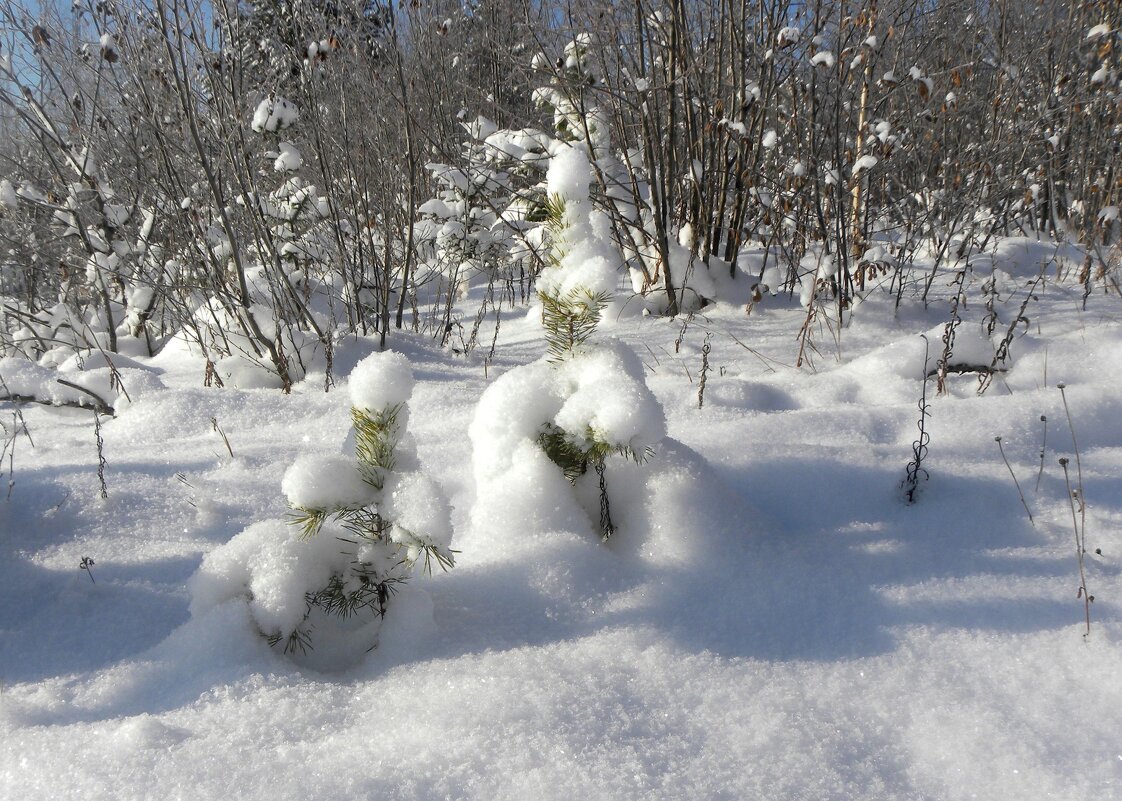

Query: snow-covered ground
[3,241,1122,800]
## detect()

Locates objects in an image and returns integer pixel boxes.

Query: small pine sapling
[533,148,652,537]
[189,351,454,659]
[278,352,455,650]
[470,145,667,542]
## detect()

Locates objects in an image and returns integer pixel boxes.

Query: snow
[273,141,303,172]
[251,96,299,133]
[852,154,879,176]
[536,145,618,304]
[383,472,454,556]
[811,51,836,68]
[281,453,375,511]
[552,341,666,452]
[1085,23,1110,40]
[3,238,1122,799]
[0,178,17,209]
[188,518,358,640]
[545,144,591,202]
[348,350,415,411]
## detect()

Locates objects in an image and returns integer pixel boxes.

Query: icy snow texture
[348,350,415,411]
[281,453,376,511]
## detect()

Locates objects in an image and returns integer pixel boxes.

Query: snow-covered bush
[471,145,667,539]
[190,351,454,660]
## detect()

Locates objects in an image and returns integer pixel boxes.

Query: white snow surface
[4,239,1122,800]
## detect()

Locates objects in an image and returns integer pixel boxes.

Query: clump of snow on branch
[251,96,299,133]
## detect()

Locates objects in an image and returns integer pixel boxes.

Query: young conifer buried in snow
[189,351,454,658]
[470,145,666,541]
[281,352,454,643]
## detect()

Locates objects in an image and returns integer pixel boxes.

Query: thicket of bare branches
[0,0,1118,386]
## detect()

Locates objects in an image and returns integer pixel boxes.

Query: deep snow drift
[2,240,1122,800]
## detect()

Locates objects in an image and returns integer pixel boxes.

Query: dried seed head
[1040,415,1047,421]
[994,436,1002,442]
[1057,382,1066,389]
[1059,457,1069,465]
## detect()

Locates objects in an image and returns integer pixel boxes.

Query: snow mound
[281,453,377,511]
[349,350,415,411]
[0,355,165,412]
[554,341,667,452]
[189,518,355,641]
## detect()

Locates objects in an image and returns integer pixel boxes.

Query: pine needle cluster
[540,287,610,363]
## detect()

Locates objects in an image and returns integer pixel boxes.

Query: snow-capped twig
[55,378,114,416]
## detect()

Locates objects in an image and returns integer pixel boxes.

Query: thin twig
[995,436,1034,527]
[1035,415,1047,494]
[1059,458,1092,637]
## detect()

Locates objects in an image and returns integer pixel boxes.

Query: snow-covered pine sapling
[189,351,454,659]
[279,352,454,647]
[536,148,647,536]
[471,145,666,542]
